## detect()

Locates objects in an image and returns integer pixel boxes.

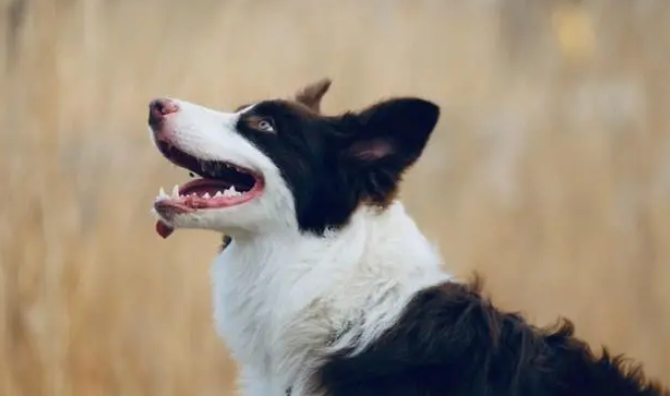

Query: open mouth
[153,140,264,238]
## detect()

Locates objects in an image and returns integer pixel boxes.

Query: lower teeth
[196,186,241,199]
[223,186,240,197]
[155,185,244,202]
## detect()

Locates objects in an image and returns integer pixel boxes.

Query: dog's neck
[216,201,444,283]
[210,201,450,395]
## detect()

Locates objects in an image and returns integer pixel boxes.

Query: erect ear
[294,78,332,113]
[348,97,440,168]
[341,97,440,202]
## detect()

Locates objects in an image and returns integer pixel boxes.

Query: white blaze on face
[150,99,298,237]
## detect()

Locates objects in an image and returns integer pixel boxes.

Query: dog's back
[312,279,668,396]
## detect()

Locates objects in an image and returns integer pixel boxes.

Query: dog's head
[148,79,440,239]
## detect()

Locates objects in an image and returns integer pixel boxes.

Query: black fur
[220,235,232,251]
[311,279,668,396]
[233,98,439,234]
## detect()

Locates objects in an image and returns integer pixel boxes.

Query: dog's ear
[341,97,440,202]
[347,98,440,169]
[295,78,332,113]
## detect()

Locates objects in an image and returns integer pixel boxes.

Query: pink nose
[148,98,179,128]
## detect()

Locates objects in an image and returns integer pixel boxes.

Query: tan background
[1,0,669,395]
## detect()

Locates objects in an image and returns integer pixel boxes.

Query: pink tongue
[155,220,175,239]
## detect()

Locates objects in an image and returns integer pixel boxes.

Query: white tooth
[203,192,211,199]
[171,185,180,199]
[223,185,242,197]
[214,191,223,198]
[156,187,169,202]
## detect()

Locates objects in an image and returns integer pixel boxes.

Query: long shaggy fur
[312,276,668,396]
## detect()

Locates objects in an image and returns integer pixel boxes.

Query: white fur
[212,203,451,396]
[150,99,452,396]
[150,100,297,236]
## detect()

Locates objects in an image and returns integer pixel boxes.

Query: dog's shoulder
[308,277,668,396]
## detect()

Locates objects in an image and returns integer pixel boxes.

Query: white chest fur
[210,202,451,396]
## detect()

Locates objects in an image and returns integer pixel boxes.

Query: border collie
[147,79,668,396]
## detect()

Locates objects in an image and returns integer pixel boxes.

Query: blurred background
[1,0,669,394]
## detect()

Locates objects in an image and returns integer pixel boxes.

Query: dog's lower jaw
[155,194,299,239]
[153,211,272,239]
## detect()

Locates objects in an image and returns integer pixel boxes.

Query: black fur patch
[311,278,668,396]
[220,235,232,251]
[234,98,440,234]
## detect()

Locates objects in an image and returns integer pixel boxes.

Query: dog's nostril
[148,98,179,126]
[151,98,179,115]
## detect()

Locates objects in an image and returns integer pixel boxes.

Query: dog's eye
[246,116,276,133]
[256,119,274,132]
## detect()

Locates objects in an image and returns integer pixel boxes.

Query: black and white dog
[148,79,668,396]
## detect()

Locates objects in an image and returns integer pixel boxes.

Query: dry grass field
[1,0,669,395]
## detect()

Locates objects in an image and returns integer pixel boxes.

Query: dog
[147,79,668,396]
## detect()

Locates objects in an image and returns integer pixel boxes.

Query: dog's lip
[178,177,252,196]
[152,176,265,239]
[151,133,266,240]
[153,177,265,212]
[154,137,262,186]
[154,200,195,216]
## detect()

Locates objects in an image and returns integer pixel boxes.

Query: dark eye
[257,119,275,132]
